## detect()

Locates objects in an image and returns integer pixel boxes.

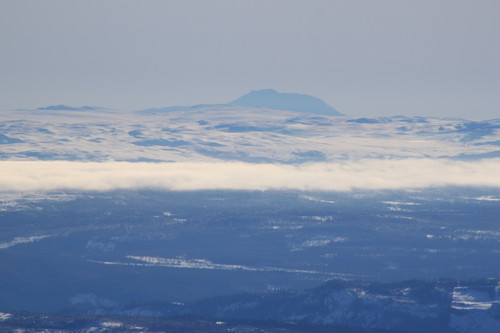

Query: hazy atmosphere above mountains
[1,0,499,119]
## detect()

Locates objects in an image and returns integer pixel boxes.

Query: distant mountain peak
[230,89,343,116]
[37,105,101,111]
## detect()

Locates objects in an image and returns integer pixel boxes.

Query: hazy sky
[1,0,499,119]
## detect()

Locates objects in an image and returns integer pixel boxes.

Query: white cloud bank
[0,159,499,192]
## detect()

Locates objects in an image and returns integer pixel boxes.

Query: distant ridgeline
[37,105,102,111]
[137,89,343,116]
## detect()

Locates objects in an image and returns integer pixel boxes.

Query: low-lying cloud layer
[1,159,499,192]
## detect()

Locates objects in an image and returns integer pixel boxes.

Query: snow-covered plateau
[1,105,499,163]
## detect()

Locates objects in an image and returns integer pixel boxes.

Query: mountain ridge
[136,89,343,116]
[36,105,103,111]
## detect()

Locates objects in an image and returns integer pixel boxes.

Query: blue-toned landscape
[1,90,499,332]
[1,1,499,332]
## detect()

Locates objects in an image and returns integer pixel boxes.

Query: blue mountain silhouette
[231,89,343,116]
[37,105,100,111]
